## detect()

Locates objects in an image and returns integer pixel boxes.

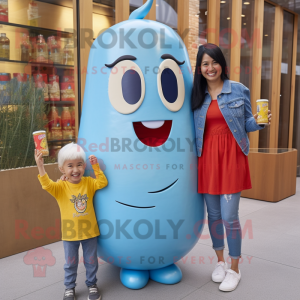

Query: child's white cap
[58,143,86,167]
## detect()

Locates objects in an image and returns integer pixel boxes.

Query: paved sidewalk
[1,180,300,300]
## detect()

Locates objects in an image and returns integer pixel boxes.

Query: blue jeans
[63,237,98,289]
[204,193,242,259]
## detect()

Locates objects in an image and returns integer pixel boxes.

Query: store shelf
[45,101,75,105]
[0,21,73,38]
[0,59,74,69]
[36,0,73,9]
[48,138,75,143]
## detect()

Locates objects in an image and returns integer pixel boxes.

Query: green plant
[0,78,55,170]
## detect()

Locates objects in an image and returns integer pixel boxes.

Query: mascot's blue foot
[120,268,149,289]
[149,264,182,284]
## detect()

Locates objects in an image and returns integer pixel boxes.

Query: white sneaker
[219,269,241,292]
[212,261,228,283]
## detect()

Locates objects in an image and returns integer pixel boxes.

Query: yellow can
[256,99,269,125]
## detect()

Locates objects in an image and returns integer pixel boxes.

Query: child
[34,143,108,300]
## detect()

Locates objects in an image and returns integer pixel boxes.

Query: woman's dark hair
[191,43,229,111]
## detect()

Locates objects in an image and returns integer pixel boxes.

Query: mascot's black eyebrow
[105,55,137,68]
[161,54,185,65]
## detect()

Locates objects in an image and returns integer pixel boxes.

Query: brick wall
[188,0,200,72]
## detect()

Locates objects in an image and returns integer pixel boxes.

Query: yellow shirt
[38,163,108,241]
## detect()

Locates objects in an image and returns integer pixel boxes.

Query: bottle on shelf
[28,0,39,27]
[70,106,76,138]
[62,106,73,139]
[61,106,71,130]
[48,36,62,64]
[49,74,60,101]
[0,33,10,60]
[47,106,62,140]
[63,38,74,66]
[51,43,62,64]
[36,34,48,63]
[21,34,32,62]
[29,36,37,62]
[47,36,54,61]
[0,0,8,22]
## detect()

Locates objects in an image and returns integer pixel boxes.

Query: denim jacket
[193,80,264,157]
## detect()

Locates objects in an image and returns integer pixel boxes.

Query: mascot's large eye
[108,60,145,114]
[157,59,185,112]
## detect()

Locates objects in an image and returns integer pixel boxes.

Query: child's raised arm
[35,149,62,199]
[89,155,108,191]
[34,149,46,176]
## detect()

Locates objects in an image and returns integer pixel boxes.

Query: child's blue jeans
[63,236,98,289]
[204,193,242,259]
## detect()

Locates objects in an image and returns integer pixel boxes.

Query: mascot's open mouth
[133,120,172,147]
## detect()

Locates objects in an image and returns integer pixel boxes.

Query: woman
[192,44,271,292]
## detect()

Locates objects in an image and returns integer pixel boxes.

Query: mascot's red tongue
[133,120,172,147]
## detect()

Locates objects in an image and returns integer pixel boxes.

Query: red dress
[198,100,252,194]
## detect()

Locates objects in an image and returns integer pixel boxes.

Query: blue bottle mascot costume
[78,0,205,289]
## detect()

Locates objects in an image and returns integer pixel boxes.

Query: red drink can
[33,130,49,156]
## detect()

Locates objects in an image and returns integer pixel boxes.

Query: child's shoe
[212,261,228,282]
[88,284,101,300]
[63,288,75,300]
[219,269,241,292]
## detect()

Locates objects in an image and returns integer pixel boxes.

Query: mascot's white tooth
[141,121,165,129]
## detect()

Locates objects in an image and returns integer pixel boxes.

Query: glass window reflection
[259,2,275,149]
[219,0,232,74]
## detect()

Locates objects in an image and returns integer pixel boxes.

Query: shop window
[278,11,294,148]
[292,18,300,175]
[219,0,232,73]
[258,2,275,149]
[130,0,178,30]
[240,0,255,89]
[130,0,143,13]
[156,0,178,30]
[0,0,77,170]
[198,0,207,46]
[93,0,115,39]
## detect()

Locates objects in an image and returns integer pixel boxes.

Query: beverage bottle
[70,106,76,138]
[36,34,48,63]
[70,106,75,129]
[28,1,39,27]
[61,106,71,130]
[47,106,59,131]
[47,36,55,61]
[21,34,32,61]
[51,44,61,64]
[48,36,61,64]
[29,36,36,62]
[63,38,74,65]
[0,33,10,60]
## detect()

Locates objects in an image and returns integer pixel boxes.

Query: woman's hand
[89,155,98,165]
[253,110,272,125]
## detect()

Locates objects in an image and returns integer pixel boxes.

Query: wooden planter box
[241,149,297,202]
[0,164,62,259]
